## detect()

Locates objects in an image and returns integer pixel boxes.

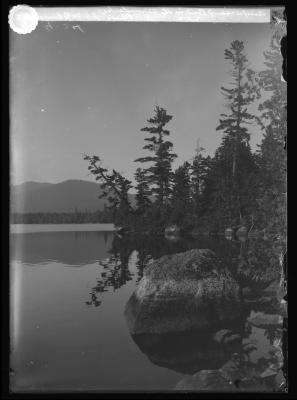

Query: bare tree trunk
[232,150,236,177]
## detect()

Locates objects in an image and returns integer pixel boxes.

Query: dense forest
[11,207,113,224]
[84,36,286,249]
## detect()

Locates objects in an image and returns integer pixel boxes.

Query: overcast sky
[10,20,273,186]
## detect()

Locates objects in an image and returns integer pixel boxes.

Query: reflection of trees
[86,257,134,307]
[86,233,283,310]
[86,234,232,307]
[130,234,237,281]
[103,231,109,245]
[135,252,153,282]
[74,231,105,240]
[84,232,285,389]
[86,236,134,307]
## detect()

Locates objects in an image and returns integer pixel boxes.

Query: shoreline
[10,223,116,234]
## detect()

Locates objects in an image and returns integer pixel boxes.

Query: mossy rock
[125,249,241,335]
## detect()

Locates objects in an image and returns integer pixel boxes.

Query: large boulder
[125,249,241,335]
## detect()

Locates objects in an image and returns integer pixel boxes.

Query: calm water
[10,224,284,392]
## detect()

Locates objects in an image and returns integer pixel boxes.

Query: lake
[10,224,285,392]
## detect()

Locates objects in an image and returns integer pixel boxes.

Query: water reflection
[85,233,238,307]
[130,329,243,374]
[86,255,134,307]
[174,322,285,391]
[110,233,285,391]
[128,319,283,380]
[11,230,284,314]
[78,231,284,314]
[10,231,114,266]
[10,228,285,391]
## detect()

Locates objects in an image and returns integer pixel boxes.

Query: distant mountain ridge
[11,179,136,214]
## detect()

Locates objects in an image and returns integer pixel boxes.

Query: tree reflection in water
[84,232,286,390]
[86,233,284,313]
[86,233,230,307]
[86,235,134,307]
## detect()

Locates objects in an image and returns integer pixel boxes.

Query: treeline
[84,34,286,244]
[11,208,113,224]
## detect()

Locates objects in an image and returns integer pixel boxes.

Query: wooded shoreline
[81,37,286,249]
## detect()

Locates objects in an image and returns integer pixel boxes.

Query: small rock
[275,370,286,388]
[175,369,236,391]
[220,358,242,381]
[225,228,233,235]
[247,311,283,327]
[260,365,278,378]
[224,334,241,344]
[165,225,180,235]
[236,226,247,236]
[213,329,232,343]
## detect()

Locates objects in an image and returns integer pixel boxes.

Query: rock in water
[125,249,241,335]
[175,369,236,391]
[247,311,283,328]
[175,358,282,392]
[236,226,247,236]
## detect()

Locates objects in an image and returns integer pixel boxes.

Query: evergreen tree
[258,36,287,132]
[216,41,260,176]
[213,40,260,225]
[83,155,133,226]
[135,106,177,207]
[191,151,212,218]
[170,162,193,228]
[204,138,258,228]
[256,35,287,240]
[134,168,151,214]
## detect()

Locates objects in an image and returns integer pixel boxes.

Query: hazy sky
[10,20,273,186]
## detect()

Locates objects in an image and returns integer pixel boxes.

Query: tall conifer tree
[191,151,212,218]
[214,40,260,225]
[135,106,177,207]
[134,168,151,214]
[256,35,287,238]
[170,162,192,227]
[216,40,260,177]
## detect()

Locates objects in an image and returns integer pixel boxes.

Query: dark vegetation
[11,207,113,224]
[86,233,281,309]
[84,37,286,248]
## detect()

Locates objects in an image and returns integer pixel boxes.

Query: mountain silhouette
[11,179,136,213]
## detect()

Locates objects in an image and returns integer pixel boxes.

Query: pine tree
[134,168,151,214]
[256,35,287,240]
[135,106,177,207]
[216,40,260,174]
[170,162,192,227]
[214,40,260,225]
[191,152,212,217]
[83,155,133,226]
[258,36,286,132]
[211,139,257,226]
